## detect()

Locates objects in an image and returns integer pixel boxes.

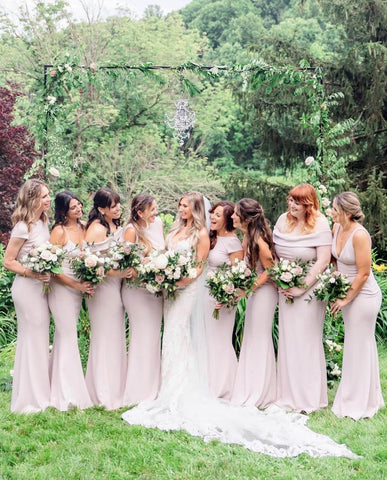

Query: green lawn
[0,344,386,480]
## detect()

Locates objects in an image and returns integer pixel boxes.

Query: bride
[122,192,357,459]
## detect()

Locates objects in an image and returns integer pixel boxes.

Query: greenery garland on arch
[35,55,354,218]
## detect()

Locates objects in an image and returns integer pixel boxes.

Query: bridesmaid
[273,183,331,413]
[122,194,165,406]
[330,192,384,419]
[48,191,94,411]
[84,187,129,410]
[204,201,243,399]
[231,198,278,408]
[3,179,51,412]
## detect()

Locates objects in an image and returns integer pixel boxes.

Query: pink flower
[244,268,252,276]
[223,284,235,294]
[155,274,165,284]
[96,266,105,278]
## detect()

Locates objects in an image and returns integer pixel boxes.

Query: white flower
[318,184,327,194]
[173,267,181,280]
[10,369,14,377]
[280,272,293,283]
[64,63,72,72]
[153,253,168,270]
[331,364,341,376]
[188,268,197,279]
[47,95,57,105]
[49,345,53,352]
[207,271,215,279]
[48,166,60,179]
[281,260,290,270]
[40,250,54,261]
[305,156,315,166]
[84,255,98,268]
[146,284,160,294]
[321,197,331,208]
[325,208,333,218]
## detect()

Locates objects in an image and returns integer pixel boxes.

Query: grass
[0,345,386,480]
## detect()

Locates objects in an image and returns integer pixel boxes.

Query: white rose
[40,250,54,261]
[178,255,188,266]
[153,254,168,270]
[173,267,181,280]
[84,255,98,268]
[280,272,293,283]
[321,197,331,208]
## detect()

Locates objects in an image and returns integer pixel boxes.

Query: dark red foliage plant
[0,85,37,244]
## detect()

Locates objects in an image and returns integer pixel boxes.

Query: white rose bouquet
[71,246,111,297]
[137,248,198,299]
[312,264,351,303]
[206,259,258,319]
[106,240,144,285]
[266,257,311,303]
[20,242,65,293]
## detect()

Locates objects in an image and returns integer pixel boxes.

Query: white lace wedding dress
[122,240,358,458]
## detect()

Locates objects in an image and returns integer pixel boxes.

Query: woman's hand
[108,267,133,279]
[214,301,223,311]
[27,270,51,283]
[330,298,349,316]
[76,281,95,297]
[176,277,191,288]
[279,286,305,300]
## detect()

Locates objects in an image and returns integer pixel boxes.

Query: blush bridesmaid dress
[204,235,242,399]
[85,229,127,410]
[122,216,165,406]
[331,225,384,419]
[10,220,51,413]
[48,237,92,410]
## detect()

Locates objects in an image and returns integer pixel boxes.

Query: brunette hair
[87,187,121,234]
[11,179,49,230]
[167,191,206,248]
[235,198,274,270]
[209,201,235,250]
[334,191,365,223]
[128,193,156,255]
[53,191,84,230]
[286,183,319,233]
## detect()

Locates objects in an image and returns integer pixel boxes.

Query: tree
[0,85,37,243]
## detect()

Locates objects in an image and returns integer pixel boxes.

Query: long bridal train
[122,250,358,459]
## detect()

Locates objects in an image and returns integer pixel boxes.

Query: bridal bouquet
[266,257,311,303]
[107,240,144,285]
[312,264,351,303]
[206,259,258,319]
[137,248,198,299]
[20,242,65,293]
[71,246,111,297]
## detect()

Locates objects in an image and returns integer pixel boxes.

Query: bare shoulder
[85,221,107,242]
[274,212,288,232]
[50,225,66,246]
[353,227,370,243]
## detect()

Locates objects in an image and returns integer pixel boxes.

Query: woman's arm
[3,238,50,281]
[253,237,274,290]
[229,249,244,265]
[330,230,371,314]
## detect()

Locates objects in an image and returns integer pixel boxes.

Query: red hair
[286,183,320,233]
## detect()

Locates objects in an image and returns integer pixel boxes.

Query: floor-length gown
[204,235,242,399]
[48,239,92,411]
[85,229,127,410]
[122,217,164,406]
[273,214,331,413]
[231,260,278,408]
[331,225,384,419]
[10,220,51,413]
[122,238,357,459]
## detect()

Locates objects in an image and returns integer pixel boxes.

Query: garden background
[0,0,386,478]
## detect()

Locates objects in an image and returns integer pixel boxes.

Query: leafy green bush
[0,244,17,348]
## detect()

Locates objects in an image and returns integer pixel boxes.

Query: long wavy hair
[167,191,206,248]
[11,179,49,230]
[87,187,121,234]
[285,183,319,233]
[235,198,274,270]
[209,201,235,250]
[128,193,156,255]
[53,191,84,230]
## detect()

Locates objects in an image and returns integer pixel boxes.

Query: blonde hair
[167,191,206,247]
[334,191,365,223]
[11,179,49,230]
[128,193,155,255]
[286,183,320,233]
